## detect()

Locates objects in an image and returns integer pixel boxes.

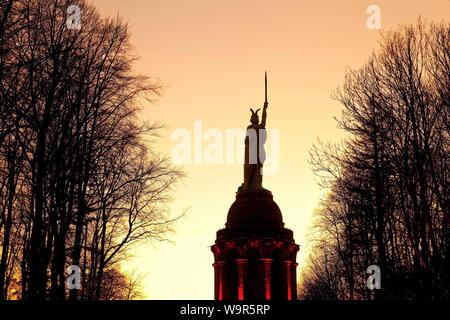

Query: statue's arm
[260,102,268,128]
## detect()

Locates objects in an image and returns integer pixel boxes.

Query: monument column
[213,261,225,300]
[291,262,298,300]
[236,259,248,300]
[260,258,272,300]
[284,260,292,300]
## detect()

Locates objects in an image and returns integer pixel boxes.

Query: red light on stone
[219,279,223,301]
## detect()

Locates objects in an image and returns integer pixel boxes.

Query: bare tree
[301,20,449,300]
[0,0,183,300]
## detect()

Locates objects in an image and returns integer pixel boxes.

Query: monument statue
[240,72,269,191]
[212,72,299,301]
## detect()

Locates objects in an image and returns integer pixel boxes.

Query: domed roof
[225,189,284,228]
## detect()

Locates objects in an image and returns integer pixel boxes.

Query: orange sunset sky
[90,0,449,299]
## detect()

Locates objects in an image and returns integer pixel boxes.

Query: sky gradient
[91,0,450,299]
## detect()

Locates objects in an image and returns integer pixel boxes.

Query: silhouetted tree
[301,20,449,300]
[98,268,145,300]
[0,0,183,300]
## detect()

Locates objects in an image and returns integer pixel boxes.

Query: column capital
[212,261,225,267]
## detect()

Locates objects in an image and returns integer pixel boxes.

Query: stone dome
[225,189,284,228]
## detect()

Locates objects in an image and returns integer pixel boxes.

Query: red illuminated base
[211,189,299,300]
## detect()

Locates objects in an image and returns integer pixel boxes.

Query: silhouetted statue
[214,72,299,301]
[240,72,269,191]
